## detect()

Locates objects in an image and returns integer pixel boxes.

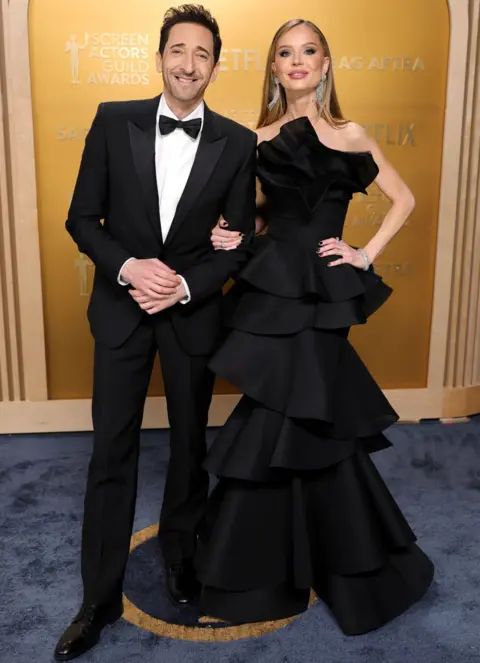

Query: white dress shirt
[118,96,205,303]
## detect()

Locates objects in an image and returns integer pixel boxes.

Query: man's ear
[156,51,163,74]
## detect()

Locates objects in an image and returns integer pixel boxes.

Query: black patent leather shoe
[53,601,123,661]
[167,558,200,605]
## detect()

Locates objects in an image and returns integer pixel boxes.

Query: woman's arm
[318,123,415,269]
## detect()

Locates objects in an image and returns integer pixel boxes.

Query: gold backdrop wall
[28,0,449,399]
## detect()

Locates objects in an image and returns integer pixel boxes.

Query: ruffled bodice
[257,116,379,237]
[226,117,391,332]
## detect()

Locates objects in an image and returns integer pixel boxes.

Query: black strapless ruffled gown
[196,117,434,635]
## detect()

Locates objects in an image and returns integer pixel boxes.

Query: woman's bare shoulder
[339,121,374,152]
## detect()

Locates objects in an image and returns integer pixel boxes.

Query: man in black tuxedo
[54,5,256,660]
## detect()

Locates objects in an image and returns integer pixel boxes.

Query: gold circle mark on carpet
[122,524,317,642]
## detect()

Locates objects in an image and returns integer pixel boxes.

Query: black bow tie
[158,115,202,139]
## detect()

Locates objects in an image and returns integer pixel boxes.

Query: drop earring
[316,72,327,106]
[268,77,280,110]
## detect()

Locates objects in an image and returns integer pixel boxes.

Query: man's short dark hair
[159,4,222,64]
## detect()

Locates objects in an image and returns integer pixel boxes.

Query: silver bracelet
[357,248,370,271]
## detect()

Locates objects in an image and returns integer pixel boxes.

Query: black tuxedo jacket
[66,96,257,355]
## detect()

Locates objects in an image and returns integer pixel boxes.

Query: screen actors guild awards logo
[64,32,150,85]
[66,34,89,84]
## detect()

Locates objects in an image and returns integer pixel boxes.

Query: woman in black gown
[196,18,434,635]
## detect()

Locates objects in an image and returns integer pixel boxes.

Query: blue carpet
[0,420,479,663]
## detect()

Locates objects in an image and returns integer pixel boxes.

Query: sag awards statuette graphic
[74,253,93,296]
[65,32,150,85]
[66,34,89,84]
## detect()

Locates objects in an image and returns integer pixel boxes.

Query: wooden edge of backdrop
[1,387,478,434]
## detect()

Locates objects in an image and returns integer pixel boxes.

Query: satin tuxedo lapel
[163,104,227,249]
[128,95,163,244]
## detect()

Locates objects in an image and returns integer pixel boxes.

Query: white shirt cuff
[178,275,191,304]
[118,257,136,285]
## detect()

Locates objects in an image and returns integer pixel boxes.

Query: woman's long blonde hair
[257,19,346,129]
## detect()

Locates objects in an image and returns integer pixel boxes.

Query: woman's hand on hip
[317,237,368,270]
